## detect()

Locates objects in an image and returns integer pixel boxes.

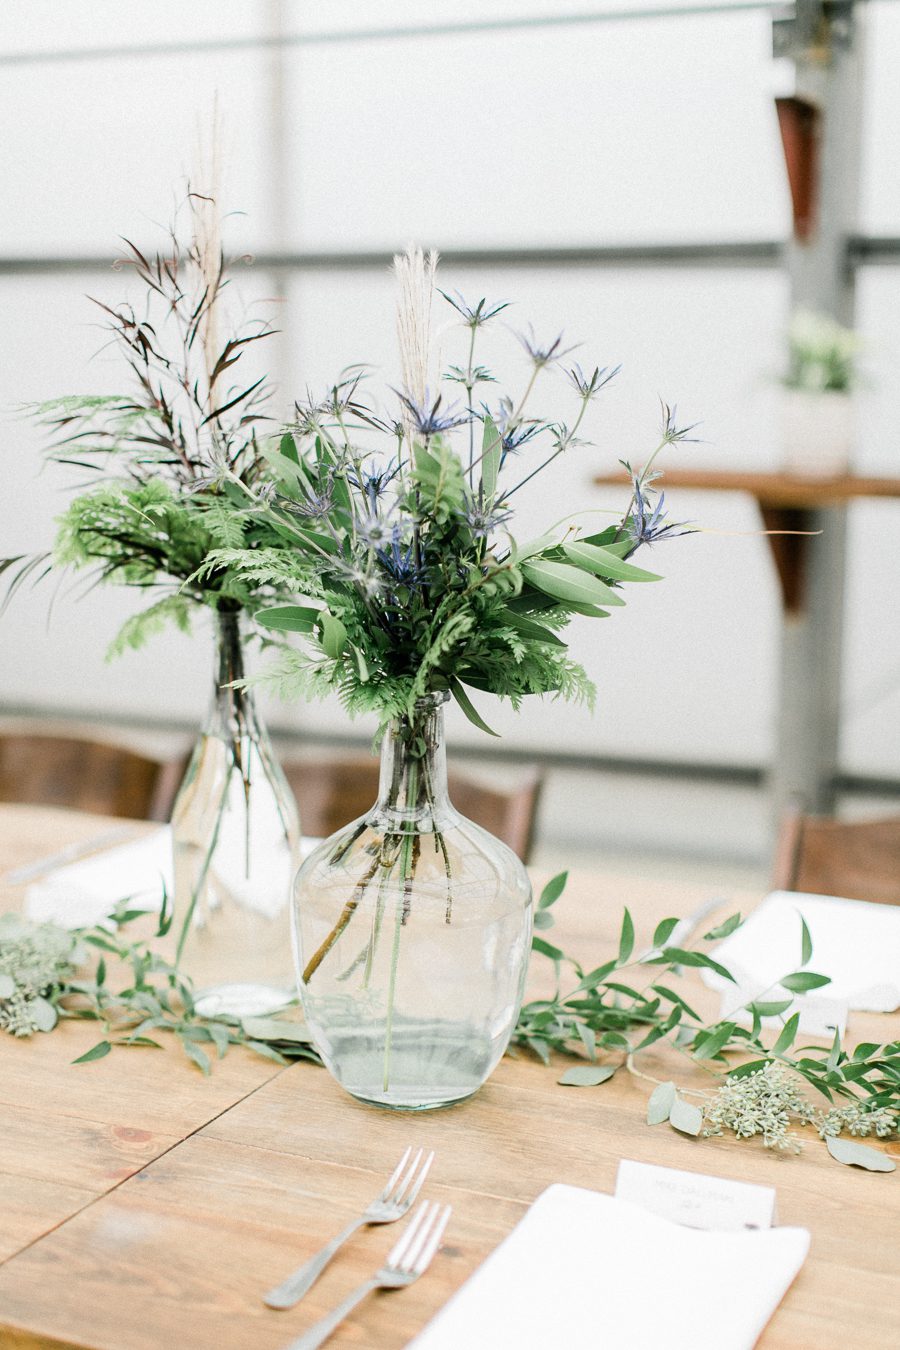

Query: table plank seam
[0,1059,293,1272]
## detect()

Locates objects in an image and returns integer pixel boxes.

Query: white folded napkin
[25,828,173,928]
[702,890,900,1012]
[24,827,321,929]
[411,1185,809,1350]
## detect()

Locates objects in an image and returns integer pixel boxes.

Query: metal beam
[772,7,866,819]
[0,4,790,69]
[0,242,786,278]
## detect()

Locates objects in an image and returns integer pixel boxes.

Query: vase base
[193,982,294,1019]
[346,1087,479,1113]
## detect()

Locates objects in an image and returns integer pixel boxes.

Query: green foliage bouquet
[209,247,695,740]
[2,192,285,656]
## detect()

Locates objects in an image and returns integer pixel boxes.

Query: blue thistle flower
[515,326,579,369]
[396,390,471,438]
[627,478,692,553]
[438,289,509,327]
[564,362,621,399]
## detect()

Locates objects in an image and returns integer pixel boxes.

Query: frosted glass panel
[286,13,788,249]
[0,49,276,255]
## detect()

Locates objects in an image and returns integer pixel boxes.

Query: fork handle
[265,1219,364,1310]
[282,1278,379,1350]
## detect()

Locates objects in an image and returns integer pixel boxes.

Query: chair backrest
[284,755,542,863]
[0,734,186,822]
[772,807,900,906]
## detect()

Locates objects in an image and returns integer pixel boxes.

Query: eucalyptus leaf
[0,973,14,999]
[557,1064,616,1087]
[521,559,626,608]
[481,415,502,500]
[72,1040,112,1064]
[825,1136,896,1172]
[538,871,568,910]
[242,1017,314,1045]
[800,915,813,967]
[669,1098,704,1136]
[780,971,831,993]
[647,1080,677,1125]
[562,540,661,582]
[256,604,320,634]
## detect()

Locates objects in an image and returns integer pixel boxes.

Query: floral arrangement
[2,191,285,656]
[783,308,860,394]
[203,246,695,738]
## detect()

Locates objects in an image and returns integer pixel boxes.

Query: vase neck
[208,608,257,737]
[375,697,452,827]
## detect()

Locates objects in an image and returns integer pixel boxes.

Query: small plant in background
[783,308,860,394]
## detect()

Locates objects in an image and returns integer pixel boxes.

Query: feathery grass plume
[394,244,439,420]
[191,97,225,396]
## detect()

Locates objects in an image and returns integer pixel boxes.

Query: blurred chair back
[0,734,186,822]
[284,755,542,863]
[773,807,900,906]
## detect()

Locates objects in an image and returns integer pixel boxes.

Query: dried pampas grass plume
[191,97,225,397]
[394,244,439,416]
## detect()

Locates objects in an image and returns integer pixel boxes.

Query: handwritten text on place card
[615,1159,777,1232]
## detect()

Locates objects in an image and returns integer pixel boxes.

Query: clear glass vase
[292,693,533,1110]
[171,608,300,1017]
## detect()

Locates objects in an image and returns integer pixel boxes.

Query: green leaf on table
[31,996,58,1033]
[669,1098,704,1136]
[538,871,568,910]
[647,1080,677,1125]
[533,910,555,930]
[521,559,626,607]
[826,1137,896,1172]
[826,1027,842,1073]
[532,936,565,963]
[73,1040,112,1064]
[652,917,679,949]
[0,974,14,999]
[772,1012,800,1056]
[618,908,635,964]
[748,999,794,1018]
[702,913,743,941]
[800,914,813,967]
[692,1021,736,1061]
[650,948,737,983]
[179,1037,211,1075]
[557,1064,616,1087]
[241,1017,314,1045]
[576,1022,597,1061]
[245,1039,290,1065]
[780,971,831,993]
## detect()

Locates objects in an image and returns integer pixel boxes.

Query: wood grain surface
[1,806,898,1350]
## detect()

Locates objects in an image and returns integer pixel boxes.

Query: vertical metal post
[772,1,865,817]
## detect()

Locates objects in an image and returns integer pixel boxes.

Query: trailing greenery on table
[1,883,895,1170]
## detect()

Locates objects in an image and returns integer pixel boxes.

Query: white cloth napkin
[410,1185,809,1350]
[702,890,900,1012]
[24,827,321,929]
[25,828,173,928]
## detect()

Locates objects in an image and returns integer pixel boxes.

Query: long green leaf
[521,559,626,607]
[563,540,661,582]
[450,678,500,736]
[256,605,320,634]
[481,415,502,500]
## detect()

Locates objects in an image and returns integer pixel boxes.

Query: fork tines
[387,1200,452,1275]
[382,1146,435,1210]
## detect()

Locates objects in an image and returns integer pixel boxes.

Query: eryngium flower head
[564,362,621,399]
[396,390,471,438]
[515,325,579,369]
[627,479,692,552]
[438,288,509,328]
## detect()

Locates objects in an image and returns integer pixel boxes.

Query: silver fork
[282,1201,452,1350]
[264,1146,435,1310]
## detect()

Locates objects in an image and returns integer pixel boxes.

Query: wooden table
[593,468,900,817]
[1,805,898,1349]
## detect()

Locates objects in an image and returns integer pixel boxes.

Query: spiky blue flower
[397,390,471,438]
[564,362,621,399]
[515,326,579,368]
[627,478,692,553]
[438,289,509,327]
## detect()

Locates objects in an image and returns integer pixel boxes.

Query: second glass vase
[171,608,300,1017]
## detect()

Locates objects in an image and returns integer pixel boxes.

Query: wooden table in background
[1,805,898,1349]
[594,469,900,818]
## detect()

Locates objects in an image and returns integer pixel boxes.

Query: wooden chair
[284,755,542,863]
[0,734,186,823]
[772,806,900,906]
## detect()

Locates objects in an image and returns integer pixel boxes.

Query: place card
[615,1159,776,1232]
